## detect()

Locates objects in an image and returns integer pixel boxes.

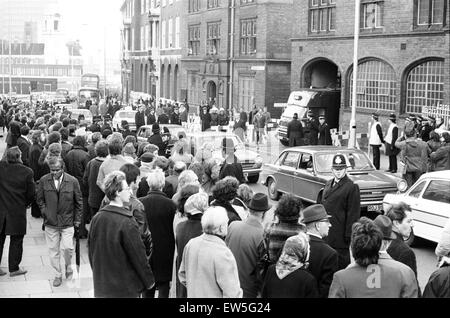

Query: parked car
[383,170,450,245]
[113,109,138,132]
[69,109,93,125]
[185,131,263,183]
[260,146,407,216]
[137,124,186,157]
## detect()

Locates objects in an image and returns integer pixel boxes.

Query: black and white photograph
[0,0,449,302]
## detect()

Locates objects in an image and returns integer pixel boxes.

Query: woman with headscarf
[170,139,193,167]
[201,159,221,197]
[174,191,208,298]
[261,233,318,298]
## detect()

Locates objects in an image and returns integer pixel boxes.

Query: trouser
[0,222,24,272]
[143,281,170,298]
[388,155,398,172]
[371,145,381,170]
[335,248,351,271]
[404,171,423,188]
[78,196,89,237]
[45,227,74,278]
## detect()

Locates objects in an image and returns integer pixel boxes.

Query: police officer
[287,113,304,147]
[369,113,384,170]
[320,154,361,270]
[318,115,332,146]
[306,110,320,146]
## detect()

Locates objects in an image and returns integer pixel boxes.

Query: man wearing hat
[226,193,272,298]
[305,110,320,145]
[369,113,384,170]
[419,116,433,142]
[147,123,166,157]
[287,113,304,147]
[385,113,400,173]
[320,153,360,270]
[303,204,338,298]
[318,115,332,145]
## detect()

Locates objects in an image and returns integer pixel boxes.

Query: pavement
[0,211,93,298]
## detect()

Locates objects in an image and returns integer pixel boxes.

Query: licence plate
[368,205,383,212]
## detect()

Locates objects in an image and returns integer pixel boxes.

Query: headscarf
[275,233,310,280]
[184,192,209,216]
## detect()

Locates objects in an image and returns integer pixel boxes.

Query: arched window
[405,60,445,114]
[348,59,397,111]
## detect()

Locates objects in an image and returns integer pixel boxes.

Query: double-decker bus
[80,73,100,89]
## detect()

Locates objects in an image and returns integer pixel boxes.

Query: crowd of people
[0,95,449,298]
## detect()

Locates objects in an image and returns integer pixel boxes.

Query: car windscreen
[282,106,308,119]
[315,152,375,173]
[118,111,136,118]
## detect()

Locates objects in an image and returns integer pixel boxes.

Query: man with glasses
[36,156,83,287]
[303,204,338,298]
[319,154,360,270]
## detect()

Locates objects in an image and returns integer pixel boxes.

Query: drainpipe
[228,0,235,118]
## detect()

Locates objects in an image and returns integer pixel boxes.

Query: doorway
[207,81,217,105]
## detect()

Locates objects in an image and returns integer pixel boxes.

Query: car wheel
[404,229,415,247]
[247,175,259,184]
[267,178,280,201]
[280,140,289,147]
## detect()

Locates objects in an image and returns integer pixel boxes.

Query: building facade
[121,0,161,103]
[160,0,184,102]
[291,0,450,133]
[180,0,294,115]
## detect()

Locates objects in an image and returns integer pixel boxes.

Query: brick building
[121,0,161,102]
[180,0,294,115]
[291,0,450,133]
[160,0,184,102]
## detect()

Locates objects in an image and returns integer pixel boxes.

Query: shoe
[10,268,27,277]
[0,268,7,276]
[53,277,62,287]
[65,270,73,280]
[391,170,397,173]
[385,170,392,173]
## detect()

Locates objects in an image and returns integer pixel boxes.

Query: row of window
[189,0,255,13]
[161,17,181,49]
[309,0,446,33]
[188,19,257,56]
[347,59,445,114]
[0,66,82,77]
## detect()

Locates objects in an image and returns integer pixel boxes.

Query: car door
[293,152,321,202]
[414,179,450,242]
[276,151,300,195]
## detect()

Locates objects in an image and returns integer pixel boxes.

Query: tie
[55,179,60,191]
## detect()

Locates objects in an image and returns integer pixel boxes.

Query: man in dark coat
[386,203,418,277]
[200,106,211,132]
[303,204,339,298]
[306,111,320,146]
[287,113,304,147]
[423,259,450,298]
[29,130,46,218]
[146,108,156,125]
[17,125,31,166]
[139,169,177,298]
[170,107,181,125]
[157,112,170,125]
[318,116,332,146]
[135,106,146,131]
[384,113,400,173]
[147,123,167,157]
[88,171,154,298]
[0,147,35,277]
[320,154,360,270]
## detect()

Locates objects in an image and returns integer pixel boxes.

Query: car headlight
[397,179,408,193]
[254,156,263,168]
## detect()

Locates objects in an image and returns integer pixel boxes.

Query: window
[168,18,173,48]
[281,152,300,169]
[408,181,426,198]
[405,60,445,114]
[309,0,336,33]
[175,17,180,48]
[349,59,397,111]
[238,77,255,112]
[417,0,445,26]
[188,25,200,55]
[422,180,450,203]
[189,0,200,12]
[145,24,150,49]
[208,0,219,9]
[240,0,255,4]
[299,154,313,170]
[131,28,135,50]
[206,22,220,55]
[240,19,257,55]
[361,1,384,29]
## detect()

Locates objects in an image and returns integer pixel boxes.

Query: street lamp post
[348,0,361,149]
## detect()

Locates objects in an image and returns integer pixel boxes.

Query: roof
[420,170,450,180]
[285,146,363,153]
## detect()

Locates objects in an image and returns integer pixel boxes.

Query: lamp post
[348,0,361,149]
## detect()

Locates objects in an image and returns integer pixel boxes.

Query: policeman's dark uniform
[320,154,361,270]
[307,113,320,146]
[318,116,332,146]
[287,114,304,147]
